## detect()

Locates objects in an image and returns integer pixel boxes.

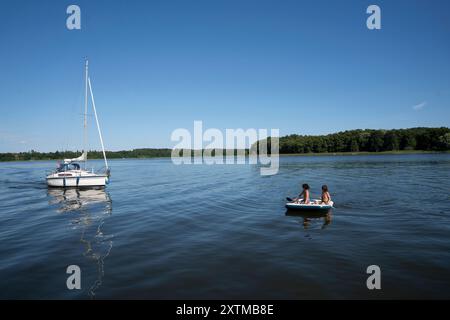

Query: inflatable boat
[285,199,334,211]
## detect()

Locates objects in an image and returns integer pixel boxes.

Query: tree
[401,135,417,150]
[350,139,359,152]
[438,133,450,150]
[384,132,400,151]
[368,131,385,152]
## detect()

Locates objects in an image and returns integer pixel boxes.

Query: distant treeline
[0,148,249,162]
[1,127,449,161]
[0,148,173,162]
[260,127,450,154]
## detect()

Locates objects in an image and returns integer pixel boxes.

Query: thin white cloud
[412,101,427,111]
[0,131,31,146]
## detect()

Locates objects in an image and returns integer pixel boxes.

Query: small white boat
[46,159,109,187]
[285,199,334,211]
[47,60,110,188]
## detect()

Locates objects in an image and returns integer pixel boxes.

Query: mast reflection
[48,187,113,298]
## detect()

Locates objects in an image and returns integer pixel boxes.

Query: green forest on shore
[265,127,450,154]
[1,127,449,162]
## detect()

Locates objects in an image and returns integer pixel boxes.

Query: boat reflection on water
[47,187,113,298]
[285,209,332,230]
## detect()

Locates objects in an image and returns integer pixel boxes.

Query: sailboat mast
[83,59,89,169]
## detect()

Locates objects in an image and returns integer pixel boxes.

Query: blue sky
[0,0,449,152]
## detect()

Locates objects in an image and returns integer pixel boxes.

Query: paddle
[287,197,302,202]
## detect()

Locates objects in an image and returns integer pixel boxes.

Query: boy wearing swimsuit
[295,184,310,204]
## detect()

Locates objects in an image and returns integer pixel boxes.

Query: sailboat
[46,60,110,188]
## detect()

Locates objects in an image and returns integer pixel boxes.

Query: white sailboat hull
[46,171,108,187]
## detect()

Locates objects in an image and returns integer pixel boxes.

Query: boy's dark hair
[302,184,310,190]
[322,185,328,192]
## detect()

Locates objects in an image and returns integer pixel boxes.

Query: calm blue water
[0,154,449,299]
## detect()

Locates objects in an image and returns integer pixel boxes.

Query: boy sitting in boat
[294,184,310,204]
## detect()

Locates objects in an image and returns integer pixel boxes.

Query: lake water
[0,154,449,299]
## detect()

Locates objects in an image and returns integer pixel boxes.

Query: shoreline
[0,150,448,163]
[277,150,449,157]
